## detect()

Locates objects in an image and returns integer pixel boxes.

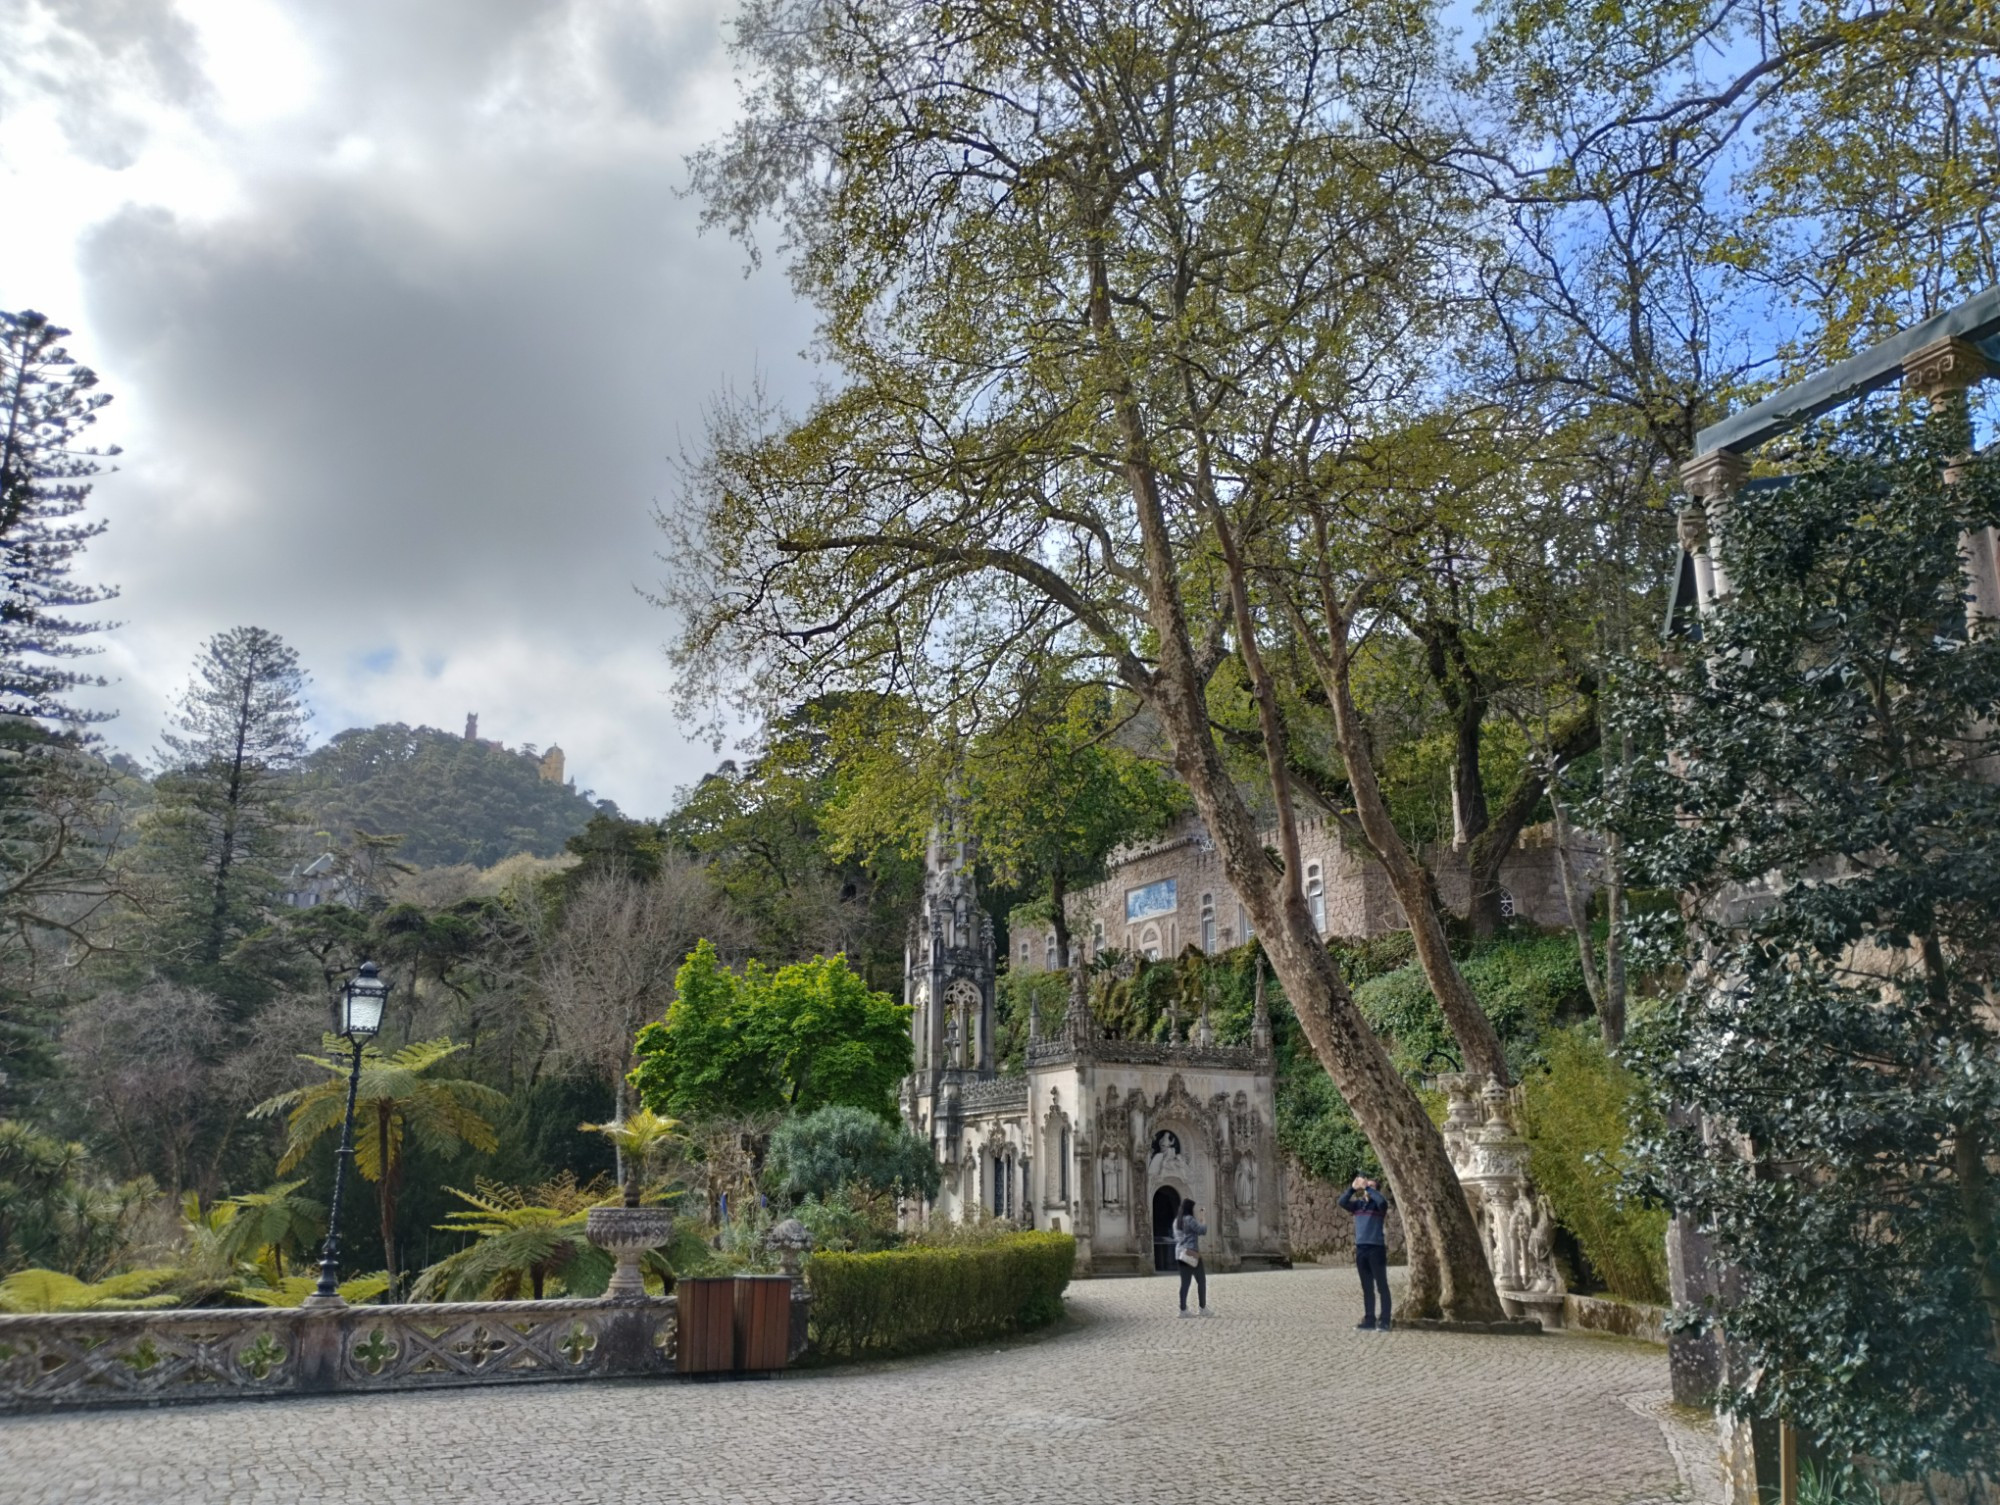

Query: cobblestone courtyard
[0,1267,1720,1505]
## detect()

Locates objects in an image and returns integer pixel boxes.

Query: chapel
[900,820,1290,1274]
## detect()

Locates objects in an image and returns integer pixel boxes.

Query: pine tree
[148,628,310,972]
[0,311,118,724]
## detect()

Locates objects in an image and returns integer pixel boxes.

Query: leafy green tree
[253,1038,507,1299]
[145,627,310,976]
[1614,410,2000,1478]
[0,724,130,1100]
[663,0,1507,1314]
[834,682,1181,968]
[662,700,924,987]
[764,1104,941,1205]
[632,941,913,1122]
[0,309,118,725]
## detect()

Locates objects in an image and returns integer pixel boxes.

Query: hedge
[804,1231,1076,1360]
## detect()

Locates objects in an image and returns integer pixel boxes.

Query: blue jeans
[1178,1258,1207,1310]
[1356,1243,1390,1325]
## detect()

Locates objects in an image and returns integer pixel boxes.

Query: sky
[0,0,817,817]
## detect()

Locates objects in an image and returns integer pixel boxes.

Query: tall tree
[539,864,743,1141]
[0,310,118,725]
[666,0,1507,1317]
[148,628,310,972]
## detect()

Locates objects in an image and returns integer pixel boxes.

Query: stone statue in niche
[1147,1129,1191,1185]
[1233,1154,1257,1216]
[1100,1153,1124,1208]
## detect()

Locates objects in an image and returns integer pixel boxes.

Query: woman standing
[1174,1198,1213,1317]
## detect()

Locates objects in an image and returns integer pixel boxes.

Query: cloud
[4,0,817,816]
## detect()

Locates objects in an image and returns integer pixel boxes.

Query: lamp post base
[300,1292,348,1309]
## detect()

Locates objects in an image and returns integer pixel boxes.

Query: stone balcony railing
[0,1294,692,1412]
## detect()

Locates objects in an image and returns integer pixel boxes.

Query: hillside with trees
[298,723,610,868]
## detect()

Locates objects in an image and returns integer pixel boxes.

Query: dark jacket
[1338,1187,1388,1246]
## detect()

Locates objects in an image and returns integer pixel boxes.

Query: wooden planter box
[735,1276,792,1372]
[676,1276,796,1375]
[676,1279,738,1374]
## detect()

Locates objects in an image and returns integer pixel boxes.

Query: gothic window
[994,1156,1008,1216]
[1498,886,1517,919]
[1059,1129,1071,1202]
[1200,892,1215,952]
[1044,933,1056,969]
[1019,939,1030,965]
[1305,862,1326,932]
[1140,924,1162,960]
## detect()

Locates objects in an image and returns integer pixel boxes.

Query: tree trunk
[1049,867,1071,970]
[202,674,257,966]
[1465,707,1602,940]
[1320,632,1511,1084]
[1167,717,1505,1322]
[378,1110,400,1302]
[1081,198,1499,1319]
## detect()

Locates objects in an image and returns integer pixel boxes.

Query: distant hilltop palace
[464,712,566,786]
[1007,810,1591,974]
[902,821,1289,1275]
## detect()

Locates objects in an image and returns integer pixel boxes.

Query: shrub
[1520,1027,1668,1303]
[764,1104,940,1204]
[805,1230,1075,1360]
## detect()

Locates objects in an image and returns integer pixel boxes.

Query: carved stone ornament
[765,1217,814,1278]
[585,1206,674,1298]
[1680,450,1748,505]
[1902,335,1997,406]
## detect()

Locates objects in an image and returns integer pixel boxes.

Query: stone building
[902,823,1289,1274]
[1008,811,1591,973]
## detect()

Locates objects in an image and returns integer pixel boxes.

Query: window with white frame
[1306,862,1326,932]
[1045,933,1057,969]
[1200,892,1215,952]
[1498,887,1516,919]
[1240,903,1253,941]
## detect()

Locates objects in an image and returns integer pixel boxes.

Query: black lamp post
[306,960,392,1306]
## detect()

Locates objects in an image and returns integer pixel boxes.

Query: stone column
[1902,335,2000,632]
[1679,449,1750,614]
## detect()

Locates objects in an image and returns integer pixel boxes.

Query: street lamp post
[305,960,392,1307]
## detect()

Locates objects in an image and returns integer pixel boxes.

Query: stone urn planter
[586,1206,674,1298]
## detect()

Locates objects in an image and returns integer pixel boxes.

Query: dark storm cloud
[34,0,817,812]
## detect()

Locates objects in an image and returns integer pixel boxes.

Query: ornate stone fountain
[586,1206,675,1299]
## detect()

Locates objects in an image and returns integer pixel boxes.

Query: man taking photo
[1338,1175,1392,1331]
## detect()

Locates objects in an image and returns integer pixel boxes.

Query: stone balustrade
[0,1294,681,1412]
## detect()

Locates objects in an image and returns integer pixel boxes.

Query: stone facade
[903,825,1288,1274]
[1008,811,1595,972]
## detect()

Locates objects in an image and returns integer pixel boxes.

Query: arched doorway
[1151,1185,1184,1272]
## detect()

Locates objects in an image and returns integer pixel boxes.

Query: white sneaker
[1178,1309,1193,1318]
[1199,1309,1217,1318]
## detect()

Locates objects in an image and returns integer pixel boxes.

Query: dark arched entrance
[1151,1185,1184,1272]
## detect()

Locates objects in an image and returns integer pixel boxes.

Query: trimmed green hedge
[804,1231,1076,1360]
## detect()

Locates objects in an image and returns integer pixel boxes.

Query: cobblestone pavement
[0,1267,1718,1505]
